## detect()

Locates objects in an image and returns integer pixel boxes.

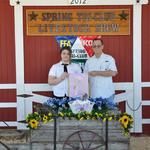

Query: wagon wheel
[62,130,105,150]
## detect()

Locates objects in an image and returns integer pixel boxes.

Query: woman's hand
[48,72,69,85]
[60,72,69,80]
[48,73,69,85]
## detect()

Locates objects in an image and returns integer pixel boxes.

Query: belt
[53,94,68,99]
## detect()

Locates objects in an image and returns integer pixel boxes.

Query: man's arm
[89,56,118,77]
[89,70,118,77]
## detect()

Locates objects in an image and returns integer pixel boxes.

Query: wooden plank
[26,9,130,36]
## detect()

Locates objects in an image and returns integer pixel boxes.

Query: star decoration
[118,10,129,20]
[28,11,38,21]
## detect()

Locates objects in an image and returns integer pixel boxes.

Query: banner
[55,35,101,68]
[55,36,77,48]
[26,9,130,36]
[69,73,89,97]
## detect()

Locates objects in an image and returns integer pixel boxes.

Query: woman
[48,46,82,98]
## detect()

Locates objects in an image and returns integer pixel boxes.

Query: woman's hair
[60,46,72,56]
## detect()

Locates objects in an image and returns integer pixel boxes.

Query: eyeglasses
[92,45,102,48]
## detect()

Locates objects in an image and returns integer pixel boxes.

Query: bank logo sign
[55,36,101,68]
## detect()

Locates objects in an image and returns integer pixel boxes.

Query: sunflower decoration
[42,115,48,124]
[28,119,39,129]
[118,113,134,135]
[26,112,41,129]
[25,98,134,136]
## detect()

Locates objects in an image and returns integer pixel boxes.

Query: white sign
[10,0,149,6]
[68,0,88,5]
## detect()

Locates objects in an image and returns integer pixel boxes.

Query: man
[84,39,117,99]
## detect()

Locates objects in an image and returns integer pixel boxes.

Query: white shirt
[84,53,117,98]
[49,61,82,97]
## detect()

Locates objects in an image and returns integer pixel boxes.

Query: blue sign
[55,36,77,48]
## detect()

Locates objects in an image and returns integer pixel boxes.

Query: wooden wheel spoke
[63,130,105,150]
[65,142,77,149]
[77,132,86,150]
[86,134,97,149]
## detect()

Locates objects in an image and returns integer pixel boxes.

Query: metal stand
[54,116,57,150]
[0,141,9,150]
[105,119,108,150]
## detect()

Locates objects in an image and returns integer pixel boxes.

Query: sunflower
[103,118,106,122]
[119,115,129,128]
[48,113,52,117]
[43,115,48,124]
[34,112,39,115]
[29,119,39,129]
[108,117,113,121]
[59,112,64,117]
[80,117,84,121]
[130,117,134,123]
